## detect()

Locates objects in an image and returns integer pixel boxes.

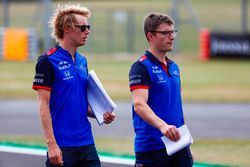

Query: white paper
[87,70,116,125]
[161,125,193,156]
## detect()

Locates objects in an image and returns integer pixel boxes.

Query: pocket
[135,159,153,167]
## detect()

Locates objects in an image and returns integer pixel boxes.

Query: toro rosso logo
[152,66,162,74]
[58,61,71,70]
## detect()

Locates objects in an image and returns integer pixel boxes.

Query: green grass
[0,135,249,167]
[179,58,250,102]
[0,61,36,99]
[1,56,250,102]
[191,139,250,167]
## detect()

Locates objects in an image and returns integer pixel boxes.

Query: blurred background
[0,0,250,167]
[1,0,249,55]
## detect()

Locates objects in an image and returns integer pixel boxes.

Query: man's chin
[165,48,173,52]
[78,42,86,47]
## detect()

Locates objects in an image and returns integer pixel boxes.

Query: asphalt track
[0,100,250,167]
[1,100,250,139]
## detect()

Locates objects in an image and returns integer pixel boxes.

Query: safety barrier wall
[200,29,250,60]
[0,27,37,61]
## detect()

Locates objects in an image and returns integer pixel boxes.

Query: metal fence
[0,0,249,57]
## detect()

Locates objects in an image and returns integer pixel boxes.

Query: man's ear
[64,26,72,34]
[146,32,154,41]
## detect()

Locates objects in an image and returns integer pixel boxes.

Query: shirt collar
[56,45,78,59]
[144,50,173,64]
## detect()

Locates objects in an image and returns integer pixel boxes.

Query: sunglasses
[74,25,91,32]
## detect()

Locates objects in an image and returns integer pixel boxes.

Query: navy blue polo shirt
[32,46,94,147]
[129,51,184,152]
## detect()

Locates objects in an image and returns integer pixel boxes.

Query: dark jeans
[135,147,193,167]
[46,144,101,167]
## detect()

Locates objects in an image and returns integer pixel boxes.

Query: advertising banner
[210,33,250,58]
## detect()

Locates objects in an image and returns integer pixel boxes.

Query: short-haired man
[129,12,193,167]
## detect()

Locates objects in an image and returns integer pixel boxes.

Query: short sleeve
[129,61,150,91]
[32,55,54,91]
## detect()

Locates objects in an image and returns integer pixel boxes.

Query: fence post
[3,0,10,27]
[127,10,135,53]
[241,0,248,33]
[106,10,114,53]
[43,0,52,51]
[0,28,3,59]
[171,0,179,53]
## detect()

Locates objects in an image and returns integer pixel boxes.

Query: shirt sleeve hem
[32,85,52,91]
[130,85,149,91]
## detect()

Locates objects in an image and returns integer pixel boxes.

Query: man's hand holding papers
[161,125,193,156]
[103,112,116,124]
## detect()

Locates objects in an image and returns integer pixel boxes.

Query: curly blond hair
[49,4,91,42]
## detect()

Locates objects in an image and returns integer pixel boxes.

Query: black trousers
[46,144,101,167]
[135,147,193,167]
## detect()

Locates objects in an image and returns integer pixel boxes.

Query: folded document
[87,70,116,125]
[161,124,193,156]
